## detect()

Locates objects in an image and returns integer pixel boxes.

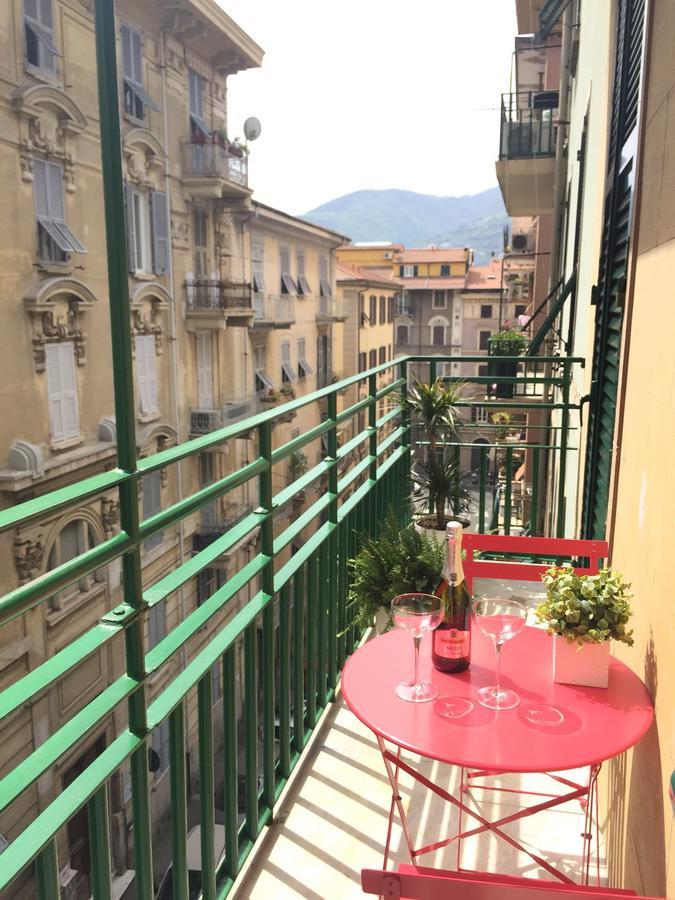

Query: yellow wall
[336,245,400,268]
[396,261,466,278]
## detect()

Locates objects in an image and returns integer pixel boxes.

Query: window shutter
[46,343,79,441]
[46,161,65,220]
[33,158,49,218]
[414,265,418,276]
[151,191,169,275]
[124,184,136,273]
[136,334,158,414]
[121,24,132,76]
[131,28,142,83]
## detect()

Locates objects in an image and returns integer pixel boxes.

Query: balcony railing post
[222,648,239,880]
[93,0,153,895]
[326,390,339,691]
[556,361,571,537]
[87,785,112,900]
[399,360,411,521]
[198,675,216,900]
[35,840,59,900]
[368,373,378,484]
[257,420,276,813]
[169,704,189,900]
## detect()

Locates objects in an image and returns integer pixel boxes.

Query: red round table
[342,626,654,884]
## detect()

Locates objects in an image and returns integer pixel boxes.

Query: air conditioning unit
[384,251,393,260]
[512,233,529,252]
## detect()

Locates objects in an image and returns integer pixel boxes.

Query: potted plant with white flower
[535,566,634,687]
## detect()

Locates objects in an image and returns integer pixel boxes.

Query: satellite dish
[243,117,262,142]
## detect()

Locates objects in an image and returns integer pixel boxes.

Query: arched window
[48,518,102,611]
[396,324,410,345]
[429,316,449,347]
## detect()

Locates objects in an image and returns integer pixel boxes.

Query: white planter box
[553,636,610,688]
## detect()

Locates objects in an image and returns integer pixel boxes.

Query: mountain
[302,187,508,264]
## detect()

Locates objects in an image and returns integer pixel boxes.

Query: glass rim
[472,596,527,613]
[391,592,440,602]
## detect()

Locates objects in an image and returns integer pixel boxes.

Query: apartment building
[497,0,674,894]
[0,0,264,895]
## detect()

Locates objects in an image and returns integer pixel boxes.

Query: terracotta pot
[553,636,610,688]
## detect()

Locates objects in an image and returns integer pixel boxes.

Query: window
[193,210,208,277]
[515,304,527,317]
[379,296,386,324]
[33,159,86,263]
[478,364,488,377]
[397,324,409,345]
[47,519,100,611]
[46,342,79,442]
[142,470,163,551]
[319,256,331,297]
[368,349,377,368]
[369,295,376,324]
[280,247,297,295]
[432,326,445,346]
[387,297,393,323]
[432,291,446,309]
[296,251,311,295]
[358,352,367,372]
[378,346,386,365]
[121,25,159,120]
[253,345,274,392]
[402,265,417,277]
[24,0,57,73]
[188,69,209,138]
[298,337,313,378]
[136,334,159,415]
[124,186,168,275]
[317,334,330,377]
[472,406,489,424]
[252,242,264,293]
[196,332,213,408]
[281,341,296,382]
[151,718,169,777]
[440,265,450,276]
[479,331,491,351]
[480,304,492,319]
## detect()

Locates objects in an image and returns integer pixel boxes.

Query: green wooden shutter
[581,0,645,540]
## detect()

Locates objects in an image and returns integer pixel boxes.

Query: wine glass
[472,597,527,710]
[390,593,443,702]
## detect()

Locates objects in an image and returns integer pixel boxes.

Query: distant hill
[302,187,508,264]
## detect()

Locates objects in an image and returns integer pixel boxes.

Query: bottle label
[435,629,470,659]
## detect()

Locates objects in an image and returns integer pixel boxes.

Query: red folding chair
[460,534,610,884]
[361,864,657,898]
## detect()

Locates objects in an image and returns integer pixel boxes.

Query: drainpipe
[159,31,187,631]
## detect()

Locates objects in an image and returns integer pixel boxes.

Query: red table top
[341,626,654,773]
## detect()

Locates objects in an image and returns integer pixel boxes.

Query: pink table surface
[341,626,654,773]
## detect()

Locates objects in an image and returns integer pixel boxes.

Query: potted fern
[488,324,528,398]
[535,567,634,687]
[348,516,444,633]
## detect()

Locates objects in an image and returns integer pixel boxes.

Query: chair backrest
[361,865,655,899]
[461,533,609,594]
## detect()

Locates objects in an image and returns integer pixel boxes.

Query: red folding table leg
[376,736,417,866]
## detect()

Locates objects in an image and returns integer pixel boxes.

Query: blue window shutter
[399,265,404,277]
[124,183,136,273]
[121,25,132,77]
[151,190,169,275]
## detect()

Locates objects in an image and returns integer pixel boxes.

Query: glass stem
[495,642,503,695]
[413,635,422,687]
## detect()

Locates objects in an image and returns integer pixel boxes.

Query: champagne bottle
[432,521,471,673]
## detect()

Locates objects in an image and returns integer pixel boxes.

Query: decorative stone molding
[12,85,87,189]
[14,532,45,584]
[24,277,96,372]
[171,215,190,250]
[129,282,171,356]
[122,128,166,189]
[101,498,120,537]
[97,416,116,443]
[9,440,45,477]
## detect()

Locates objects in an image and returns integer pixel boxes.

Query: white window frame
[253,344,273,392]
[297,337,313,378]
[403,265,415,277]
[136,334,159,416]
[432,290,446,309]
[24,0,58,74]
[192,209,209,277]
[46,342,80,443]
[47,519,102,612]
[280,246,297,295]
[130,188,153,274]
[252,241,264,293]
[474,406,489,424]
[121,24,159,121]
[429,316,449,348]
[319,256,331,298]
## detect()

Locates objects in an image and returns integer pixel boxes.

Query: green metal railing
[0,5,582,896]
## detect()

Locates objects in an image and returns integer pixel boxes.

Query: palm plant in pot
[535,566,634,687]
[347,515,444,633]
[408,377,470,536]
[488,324,528,398]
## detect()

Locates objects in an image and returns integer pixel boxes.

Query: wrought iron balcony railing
[499,92,558,159]
[181,138,248,187]
[185,279,253,313]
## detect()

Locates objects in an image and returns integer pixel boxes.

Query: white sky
[218,1,517,215]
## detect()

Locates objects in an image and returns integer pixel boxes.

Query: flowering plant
[535,566,634,646]
[489,322,528,356]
